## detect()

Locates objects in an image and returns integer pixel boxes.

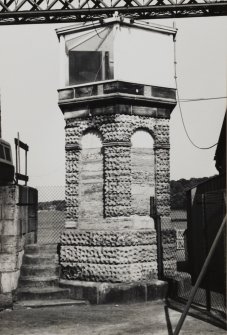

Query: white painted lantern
[56,17,176,89]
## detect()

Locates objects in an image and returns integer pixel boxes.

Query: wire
[180,96,227,103]
[85,45,105,115]
[87,1,103,39]
[173,28,218,150]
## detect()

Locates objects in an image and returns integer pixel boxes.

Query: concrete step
[23,254,59,265]
[16,287,71,301]
[24,244,58,255]
[20,264,60,277]
[13,299,88,309]
[59,279,168,304]
[18,276,59,288]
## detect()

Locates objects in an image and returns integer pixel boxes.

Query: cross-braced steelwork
[0,0,227,25]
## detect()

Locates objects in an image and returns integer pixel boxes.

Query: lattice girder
[0,0,227,24]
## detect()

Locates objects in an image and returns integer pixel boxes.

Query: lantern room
[56,17,176,89]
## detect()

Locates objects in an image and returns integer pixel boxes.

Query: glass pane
[0,145,5,159]
[69,51,102,85]
[4,146,11,162]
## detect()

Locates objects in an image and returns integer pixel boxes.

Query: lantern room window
[69,51,112,85]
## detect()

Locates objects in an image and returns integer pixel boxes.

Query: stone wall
[60,109,176,282]
[103,144,132,217]
[61,230,157,282]
[64,114,170,223]
[0,185,37,309]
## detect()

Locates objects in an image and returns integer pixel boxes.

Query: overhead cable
[87,2,103,39]
[173,29,218,150]
[180,96,227,103]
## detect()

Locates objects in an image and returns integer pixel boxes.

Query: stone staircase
[14,244,87,309]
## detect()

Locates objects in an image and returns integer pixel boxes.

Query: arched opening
[81,131,103,149]
[79,130,103,226]
[131,129,155,216]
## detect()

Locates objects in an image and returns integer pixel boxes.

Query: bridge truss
[0,0,227,25]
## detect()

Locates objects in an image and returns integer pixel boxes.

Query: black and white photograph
[0,2,226,334]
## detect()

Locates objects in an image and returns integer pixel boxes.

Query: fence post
[150,197,163,280]
[155,214,164,280]
[202,193,211,311]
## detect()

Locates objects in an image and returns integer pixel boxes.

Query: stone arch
[78,129,104,226]
[131,127,154,147]
[80,126,103,147]
[131,129,155,216]
[131,125,155,142]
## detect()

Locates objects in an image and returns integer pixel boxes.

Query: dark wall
[187,176,226,294]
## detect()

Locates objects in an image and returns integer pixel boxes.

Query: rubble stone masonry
[60,92,177,282]
[0,185,37,308]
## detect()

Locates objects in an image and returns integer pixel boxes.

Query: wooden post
[0,90,2,138]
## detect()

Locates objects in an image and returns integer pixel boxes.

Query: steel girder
[0,0,227,24]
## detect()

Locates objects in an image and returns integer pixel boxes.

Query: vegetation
[38,177,215,211]
[38,200,65,211]
[170,177,214,209]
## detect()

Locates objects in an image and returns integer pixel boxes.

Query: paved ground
[0,301,225,335]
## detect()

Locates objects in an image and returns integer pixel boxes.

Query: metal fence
[171,209,187,267]
[165,192,226,328]
[169,210,225,311]
[36,186,65,245]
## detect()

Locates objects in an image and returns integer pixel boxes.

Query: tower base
[59,279,168,304]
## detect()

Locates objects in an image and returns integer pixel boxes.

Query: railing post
[155,214,164,280]
[151,196,164,280]
[202,193,211,311]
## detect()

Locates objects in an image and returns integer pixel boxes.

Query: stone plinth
[59,279,168,304]
[0,185,38,309]
[59,80,177,288]
[61,228,157,282]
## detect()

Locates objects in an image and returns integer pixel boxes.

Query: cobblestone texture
[60,230,157,246]
[61,262,157,282]
[62,108,176,281]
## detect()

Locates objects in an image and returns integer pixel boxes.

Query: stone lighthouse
[56,18,177,302]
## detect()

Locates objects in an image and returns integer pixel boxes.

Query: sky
[0,16,226,190]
